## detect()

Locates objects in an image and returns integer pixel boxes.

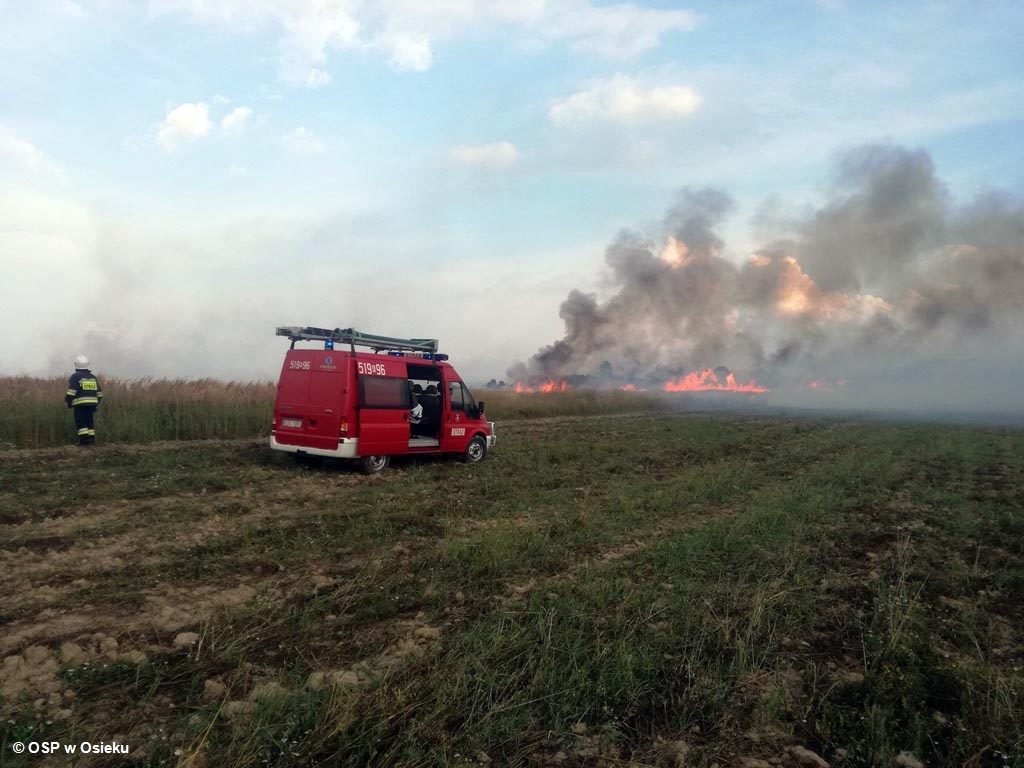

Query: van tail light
[339,418,349,435]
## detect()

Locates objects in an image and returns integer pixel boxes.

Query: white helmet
[74,355,90,369]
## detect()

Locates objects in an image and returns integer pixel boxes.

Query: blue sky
[2,0,1023,381]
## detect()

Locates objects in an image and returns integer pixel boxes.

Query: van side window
[448,382,478,413]
[449,381,464,411]
[361,376,412,409]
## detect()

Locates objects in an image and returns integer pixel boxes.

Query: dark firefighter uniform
[66,370,103,445]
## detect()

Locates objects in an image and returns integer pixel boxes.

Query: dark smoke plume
[513,144,1024,410]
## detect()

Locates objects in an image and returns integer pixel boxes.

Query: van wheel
[462,436,487,464]
[359,455,390,475]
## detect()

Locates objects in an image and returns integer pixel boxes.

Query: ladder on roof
[276,326,440,354]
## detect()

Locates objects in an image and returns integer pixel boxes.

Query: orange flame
[514,379,569,393]
[662,369,768,394]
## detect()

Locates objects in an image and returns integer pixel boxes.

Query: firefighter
[65,355,103,446]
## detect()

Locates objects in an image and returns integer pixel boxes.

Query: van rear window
[360,376,411,409]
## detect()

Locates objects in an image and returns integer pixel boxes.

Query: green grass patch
[1,415,1021,767]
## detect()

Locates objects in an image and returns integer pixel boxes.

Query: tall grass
[0,376,275,449]
[0,377,666,448]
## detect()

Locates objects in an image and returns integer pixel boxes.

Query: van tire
[462,435,487,464]
[359,455,390,475]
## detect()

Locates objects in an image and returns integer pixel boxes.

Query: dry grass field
[1,412,1022,767]
[0,378,277,449]
[0,377,665,449]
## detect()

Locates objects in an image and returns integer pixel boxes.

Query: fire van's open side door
[407,363,442,449]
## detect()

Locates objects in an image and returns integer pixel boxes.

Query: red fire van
[270,327,496,473]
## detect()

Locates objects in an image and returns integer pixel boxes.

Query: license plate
[282,418,302,429]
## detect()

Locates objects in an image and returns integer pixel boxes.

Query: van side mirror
[476,401,485,416]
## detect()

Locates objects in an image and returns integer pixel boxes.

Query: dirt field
[1,414,1022,767]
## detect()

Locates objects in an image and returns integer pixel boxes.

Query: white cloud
[275,2,361,86]
[221,106,253,134]
[549,4,698,58]
[0,125,48,173]
[376,33,433,72]
[549,75,701,125]
[54,0,88,19]
[281,126,325,155]
[150,0,697,86]
[157,102,211,151]
[447,141,521,169]
[0,125,67,184]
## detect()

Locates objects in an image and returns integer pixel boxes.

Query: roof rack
[276,326,439,354]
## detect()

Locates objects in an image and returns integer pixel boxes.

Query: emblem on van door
[324,356,334,365]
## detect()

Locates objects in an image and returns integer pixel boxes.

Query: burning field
[512,368,769,396]
[506,144,1024,416]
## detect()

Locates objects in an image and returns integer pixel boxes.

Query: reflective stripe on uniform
[86,429,96,436]
[77,428,90,435]
[66,389,77,396]
[72,397,99,406]
[97,392,104,398]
